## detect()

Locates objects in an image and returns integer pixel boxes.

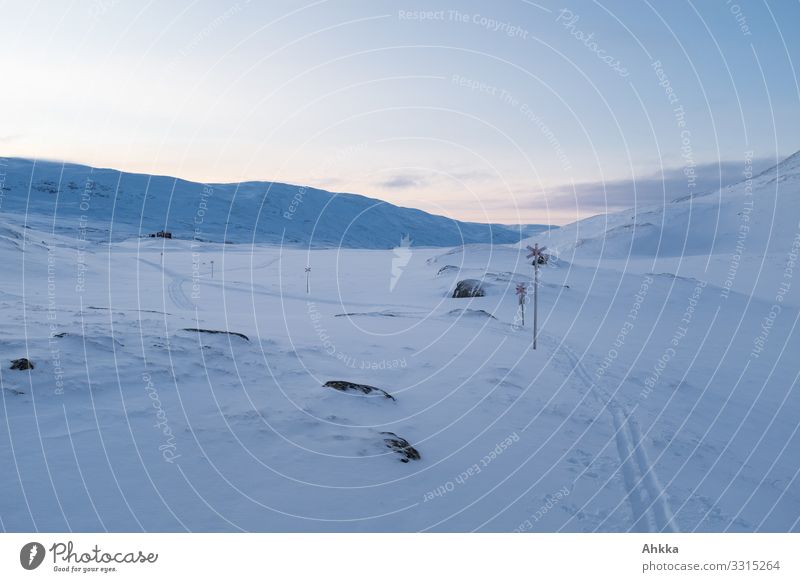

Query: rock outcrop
[323,380,396,401]
[452,279,485,298]
[381,432,421,462]
[9,358,34,370]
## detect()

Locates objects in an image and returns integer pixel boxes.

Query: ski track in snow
[557,342,678,532]
[167,276,195,312]
[139,256,196,312]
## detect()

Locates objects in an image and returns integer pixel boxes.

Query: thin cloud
[544,157,776,214]
[379,175,427,189]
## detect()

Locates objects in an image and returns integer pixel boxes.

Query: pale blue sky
[1,0,798,224]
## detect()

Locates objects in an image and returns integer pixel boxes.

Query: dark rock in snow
[324,380,396,401]
[446,308,496,319]
[10,358,34,370]
[335,310,398,318]
[381,432,421,462]
[437,265,459,276]
[182,328,250,341]
[452,279,485,298]
[484,271,513,282]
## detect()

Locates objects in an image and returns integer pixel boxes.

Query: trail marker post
[525,243,549,350]
[515,282,527,327]
[305,266,311,294]
[211,260,215,279]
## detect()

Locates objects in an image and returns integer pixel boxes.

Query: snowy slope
[536,151,800,261]
[0,216,798,532]
[1,153,799,532]
[528,152,800,308]
[0,158,530,248]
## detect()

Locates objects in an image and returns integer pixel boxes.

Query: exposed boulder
[181,328,250,341]
[381,432,421,462]
[447,308,496,319]
[335,310,399,318]
[323,380,396,401]
[9,358,34,370]
[452,279,485,298]
[437,265,459,276]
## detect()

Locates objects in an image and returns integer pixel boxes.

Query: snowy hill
[536,151,800,261]
[528,151,800,307]
[1,153,798,533]
[0,158,536,248]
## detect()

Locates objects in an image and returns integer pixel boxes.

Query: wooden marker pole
[525,244,549,350]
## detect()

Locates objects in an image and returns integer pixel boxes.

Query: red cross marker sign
[526,243,548,263]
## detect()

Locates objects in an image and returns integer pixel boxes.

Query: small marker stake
[515,282,527,327]
[305,266,311,294]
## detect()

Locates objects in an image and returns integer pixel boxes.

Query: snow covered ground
[1,154,799,532]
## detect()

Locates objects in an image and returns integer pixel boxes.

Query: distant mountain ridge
[0,158,550,248]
